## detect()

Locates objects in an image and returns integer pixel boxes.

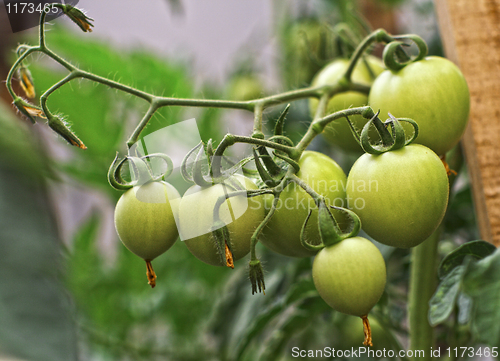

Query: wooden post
[435,0,500,246]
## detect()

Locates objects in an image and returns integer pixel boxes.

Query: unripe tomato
[368,56,470,155]
[114,181,180,261]
[178,175,265,267]
[312,237,386,317]
[260,151,347,258]
[227,75,264,101]
[309,56,385,152]
[346,144,449,248]
[340,315,393,350]
[283,19,326,87]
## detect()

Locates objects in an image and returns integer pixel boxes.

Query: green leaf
[258,296,329,361]
[463,248,500,346]
[234,278,317,360]
[438,240,496,279]
[457,292,472,325]
[428,265,467,327]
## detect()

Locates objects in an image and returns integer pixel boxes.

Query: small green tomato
[178,175,265,267]
[309,56,385,152]
[312,236,386,317]
[114,181,180,287]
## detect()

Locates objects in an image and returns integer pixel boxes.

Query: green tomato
[178,175,265,267]
[227,75,264,101]
[114,181,180,261]
[340,315,393,350]
[368,56,470,155]
[312,236,386,317]
[346,144,449,248]
[283,19,325,87]
[309,56,385,152]
[260,151,347,258]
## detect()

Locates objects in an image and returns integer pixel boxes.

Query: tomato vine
[5,3,468,354]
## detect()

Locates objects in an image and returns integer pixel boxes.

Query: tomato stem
[343,29,393,83]
[440,155,458,176]
[361,315,373,347]
[145,260,157,288]
[225,243,234,269]
[408,230,439,360]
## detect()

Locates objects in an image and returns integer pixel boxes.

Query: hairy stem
[211,134,298,178]
[296,105,372,152]
[127,103,159,148]
[344,28,393,82]
[249,172,292,261]
[252,102,264,136]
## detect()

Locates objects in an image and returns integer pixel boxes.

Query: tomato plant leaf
[438,240,496,279]
[258,296,330,361]
[457,292,472,325]
[234,277,317,360]
[462,248,500,346]
[428,264,467,327]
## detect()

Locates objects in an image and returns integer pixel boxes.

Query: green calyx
[300,198,361,250]
[108,152,174,190]
[383,34,428,71]
[356,112,419,155]
[249,260,265,295]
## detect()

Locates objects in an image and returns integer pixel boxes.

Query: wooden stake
[435,0,500,246]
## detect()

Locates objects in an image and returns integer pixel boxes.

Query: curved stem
[40,72,79,115]
[290,174,321,204]
[77,70,154,102]
[126,103,159,148]
[249,173,292,261]
[250,196,278,261]
[38,5,49,49]
[253,86,323,107]
[211,134,298,179]
[312,93,330,122]
[296,106,372,152]
[344,29,393,82]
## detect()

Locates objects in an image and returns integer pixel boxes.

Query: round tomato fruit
[309,56,385,152]
[368,56,470,156]
[283,19,326,87]
[178,175,265,267]
[227,74,264,101]
[114,181,180,261]
[346,144,449,248]
[312,236,386,317]
[260,151,347,258]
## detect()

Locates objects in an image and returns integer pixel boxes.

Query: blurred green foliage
[0,102,77,361]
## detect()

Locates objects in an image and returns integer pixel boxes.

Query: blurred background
[0,0,479,360]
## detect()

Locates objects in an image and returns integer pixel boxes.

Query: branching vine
[4,3,455,354]
[5,3,429,292]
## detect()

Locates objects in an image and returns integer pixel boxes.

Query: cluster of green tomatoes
[113,38,470,346]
